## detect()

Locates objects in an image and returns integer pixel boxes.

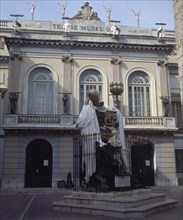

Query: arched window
[28,67,54,114]
[79,69,103,110]
[128,71,151,117]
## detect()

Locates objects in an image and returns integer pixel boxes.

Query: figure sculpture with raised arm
[58,2,67,19]
[27,2,36,21]
[132,9,141,27]
[103,5,112,24]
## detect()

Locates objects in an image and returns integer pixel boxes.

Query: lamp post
[109,81,124,109]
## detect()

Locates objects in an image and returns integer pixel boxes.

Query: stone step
[53,198,178,219]
[63,193,166,208]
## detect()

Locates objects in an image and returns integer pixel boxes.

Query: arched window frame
[79,69,103,110]
[128,71,151,117]
[27,67,54,115]
[23,65,58,114]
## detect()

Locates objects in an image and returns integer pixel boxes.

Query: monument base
[53,189,177,219]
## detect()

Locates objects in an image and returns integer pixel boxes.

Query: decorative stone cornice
[5,38,174,52]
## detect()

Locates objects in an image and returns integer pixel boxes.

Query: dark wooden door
[131,144,154,186]
[25,139,52,188]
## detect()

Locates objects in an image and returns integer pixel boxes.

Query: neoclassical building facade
[0,2,182,188]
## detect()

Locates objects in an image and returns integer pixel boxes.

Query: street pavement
[0,187,182,220]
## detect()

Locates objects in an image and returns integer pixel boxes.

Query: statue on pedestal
[9,92,19,114]
[76,89,129,191]
[62,94,69,114]
[27,2,36,21]
[72,2,100,20]
[132,9,141,27]
[57,2,67,19]
[103,5,112,24]
[160,96,169,116]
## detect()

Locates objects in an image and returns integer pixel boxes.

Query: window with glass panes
[28,68,54,114]
[128,71,151,117]
[79,69,102,110]
[175,150,183,173]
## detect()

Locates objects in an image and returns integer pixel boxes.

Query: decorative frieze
[5,38,174,52]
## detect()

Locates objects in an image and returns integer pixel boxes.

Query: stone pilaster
[173,0,183,120]
[157,60,169,116]
[61,55,73,93]
[9,52,22,93]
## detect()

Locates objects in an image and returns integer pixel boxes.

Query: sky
[0,0,175,30]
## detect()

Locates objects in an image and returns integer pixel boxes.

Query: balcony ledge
[2,114,178,132]
[124,117,178,132]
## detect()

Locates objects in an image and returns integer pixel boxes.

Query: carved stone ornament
[72,2,100,20]
[0,37,5,49]
[157,59,166,66]
[111,24,120,39]
[9,92,19,114]
[168,47,177,57]
[110,57,122,64]
[10,52,22,60]
[61,55,73,63]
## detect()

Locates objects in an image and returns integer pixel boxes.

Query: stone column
[155,133,178,186]
[9,52,22,93]
[8,52,22,114]
[0,91,6,187]
[173,0,183,125]
[110,56,122,81]
[157,60,169,116]
[61,55,73,92]
[61,55,73,114]
[110,56,123,107]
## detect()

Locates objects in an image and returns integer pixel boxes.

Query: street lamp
[110,81,124,109]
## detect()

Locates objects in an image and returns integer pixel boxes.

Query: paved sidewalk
[146,186,183,220]
[0,186,182,220]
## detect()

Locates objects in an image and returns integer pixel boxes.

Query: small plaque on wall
[145,160,150,166]
[115,175,131,187]
[60,116,73,126]
[43,160,48,166]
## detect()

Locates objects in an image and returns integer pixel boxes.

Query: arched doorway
[131,143,154,186]
[25,139,52,188]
